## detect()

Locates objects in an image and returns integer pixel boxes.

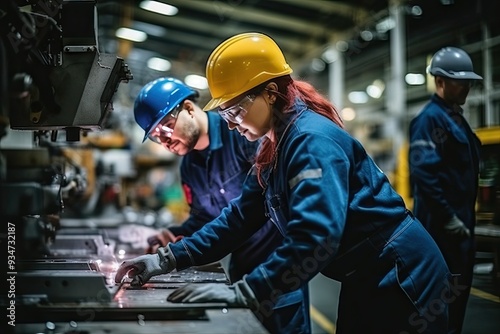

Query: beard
[181,121,200,152]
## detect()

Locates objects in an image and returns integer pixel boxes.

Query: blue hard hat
[428,47,482,80]
[134,77,198,142]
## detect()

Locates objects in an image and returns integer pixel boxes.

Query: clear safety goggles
[217,95,255,124]
[148,104,183,145]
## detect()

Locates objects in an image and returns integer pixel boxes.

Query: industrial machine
[0,1,268,332]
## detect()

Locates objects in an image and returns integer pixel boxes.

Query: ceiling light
[341,107,356,121]
[140,1,178,16]
[366,85,383,99]
[115,27,147,42]
[147,57,171,71]
[348,91,369,104]
[184,75,208,90]
[376,17,395,34]
[405,73,425,85]
[336,41,349,52]
[310,58,326,72]
[360,30,373,42]
[366,79,385,98]
[322,47,339,63]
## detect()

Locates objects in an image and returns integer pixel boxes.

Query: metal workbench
[9,227,269,334]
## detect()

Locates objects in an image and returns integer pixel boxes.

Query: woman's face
[218,91,274,141]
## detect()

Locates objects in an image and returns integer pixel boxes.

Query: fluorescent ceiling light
[184,75,208,90]
[341,107,356,121]
[115,27,147,42]
[348,91,369,104]
[140,1,178,16]
[147,57,171,71]
[366,85,383,99]
[405,73,425,85]
[322,47,339,63]
[376,17,395,33]
[366,79,385,98]
[310,58,325,72]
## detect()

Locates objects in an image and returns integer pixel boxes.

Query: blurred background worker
[409,46,482,334]
[130,77,310,334]
[116,32,451,334]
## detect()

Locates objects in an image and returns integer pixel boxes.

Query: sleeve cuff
[234,274,259,310]
[157,244,177,272]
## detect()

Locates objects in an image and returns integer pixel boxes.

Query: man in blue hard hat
[409,47,483,334]
[130,77,311,334]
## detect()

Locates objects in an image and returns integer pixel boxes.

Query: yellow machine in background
[475,126,500,224]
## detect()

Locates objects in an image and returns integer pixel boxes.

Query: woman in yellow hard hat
[116,32,452,333]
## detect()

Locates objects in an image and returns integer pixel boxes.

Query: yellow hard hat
[203,32,293,111]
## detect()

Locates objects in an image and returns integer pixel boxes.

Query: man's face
[148,108,200,156]
[441,78,473,106]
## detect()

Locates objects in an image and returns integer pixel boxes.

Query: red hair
[255,77,344,188]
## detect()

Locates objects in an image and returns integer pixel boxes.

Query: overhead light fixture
[140,1,178,16]
[405,73,425,85]
[310,58,326,72]
[147,57,171,71]
[376,17,395,34]
[366,79,385,98]
[366,85,382,99]
[360,30,373,42]
[348,91,369,104]
[322,46,339,63]
[184,75,208,90]
[115,27,147,42]
[341,107,356,121]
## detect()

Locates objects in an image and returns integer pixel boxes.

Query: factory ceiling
[96,0,391,88]
[94,0,496,97]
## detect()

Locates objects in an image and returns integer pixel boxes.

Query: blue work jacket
[169,112,309,333]
[168,101,450,329]
[169,111,283,281]
[409,94,481,234]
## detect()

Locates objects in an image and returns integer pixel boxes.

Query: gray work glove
[443,215,471,237]
[115,245,176,286]
[167,276,257,308]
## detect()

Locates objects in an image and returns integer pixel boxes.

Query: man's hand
[167,277,258,308]
[444,215,471,237]
[146,229,183,254]
[115,249,174,286]
[167,283,240,304]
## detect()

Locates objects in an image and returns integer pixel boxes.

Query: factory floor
[309,263,500,334]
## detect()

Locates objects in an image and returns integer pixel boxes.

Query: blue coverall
[170,101,452,333]
[169,111,310,333]
[409,94,481,333]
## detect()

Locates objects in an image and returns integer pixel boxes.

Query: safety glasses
[148,104,183,145]
[217,95,255,124]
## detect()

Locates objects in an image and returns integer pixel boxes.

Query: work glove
[146,228,183,254]
[167,276,258,308]
[115,245,176,286]
[443,215,471,237]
